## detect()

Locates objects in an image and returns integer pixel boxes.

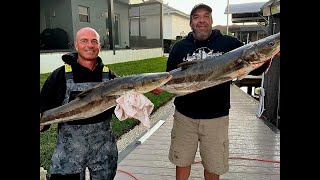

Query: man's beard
[193,30,211,41]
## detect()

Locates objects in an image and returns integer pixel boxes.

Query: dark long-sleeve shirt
[40,53,117,131]
[167,30,267,119]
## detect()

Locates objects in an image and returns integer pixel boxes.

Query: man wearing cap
[158,3,269,180]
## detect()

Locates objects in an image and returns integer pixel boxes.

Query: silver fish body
[40,72,173,125]
[160,32,280,95]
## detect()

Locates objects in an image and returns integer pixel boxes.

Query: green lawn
[40,56,175,170]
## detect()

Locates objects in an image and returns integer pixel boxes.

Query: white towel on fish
[114,91,153,128]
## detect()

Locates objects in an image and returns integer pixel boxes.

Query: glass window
[79,6,89,22]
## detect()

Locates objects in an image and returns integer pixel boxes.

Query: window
[79,6,89,22]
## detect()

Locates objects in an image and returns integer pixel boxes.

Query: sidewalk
[114,85,280,180]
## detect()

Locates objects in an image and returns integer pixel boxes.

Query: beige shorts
[169,110,229,175]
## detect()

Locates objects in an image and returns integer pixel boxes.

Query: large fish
[40,72,172,125]
[160,32,280,95]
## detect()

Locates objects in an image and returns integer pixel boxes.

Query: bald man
[40,27,118,180]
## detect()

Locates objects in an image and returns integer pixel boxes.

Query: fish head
[243,32,280,64]
[132,72,173,93]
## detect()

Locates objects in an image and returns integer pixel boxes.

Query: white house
[129,3,190,41]
[40,0,190,73]
[162,4,190,40]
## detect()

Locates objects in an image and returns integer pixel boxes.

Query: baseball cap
[190,3,212,20]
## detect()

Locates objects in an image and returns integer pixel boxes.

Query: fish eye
[268,42,275,46]
[151,79,156,83]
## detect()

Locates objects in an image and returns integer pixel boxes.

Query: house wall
[163,14,172,39]
[70,0,108,44]
[40,1,48,33]
[40,0,130,49]
[163,13,189,40]
[114,2,130,47]
[40,0,73,43]
[171,14,190,39]
[40,48,163,73]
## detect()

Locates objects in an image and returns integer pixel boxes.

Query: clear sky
[163,0,268,26]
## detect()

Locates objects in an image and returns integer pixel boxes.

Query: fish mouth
[250,61,267,68]
[153,74,172,87]
[135,74,173,93]
[250,60,267,65]
[157,74,173,87]
[165,74,173,82]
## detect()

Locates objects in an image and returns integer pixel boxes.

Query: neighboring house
[224,1,268,43]
[40,0,164,73]
[129,3,189,44]
[40,0,130,49]
[229,25,268,43]
[226,2,267,23]
[162,4,190,40]
[213,24,267,43]
[129,2,163,47]
[40,0,187,49]
[129,3,190,53]
[40,0,193,73]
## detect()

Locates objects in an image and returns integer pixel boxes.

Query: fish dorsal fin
[177,59,204,69]
[76,83,103,98]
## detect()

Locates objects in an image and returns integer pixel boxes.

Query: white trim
[137,120,165,144]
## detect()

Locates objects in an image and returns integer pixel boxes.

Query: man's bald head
[74,27,101,63]
[75,27,100,43]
